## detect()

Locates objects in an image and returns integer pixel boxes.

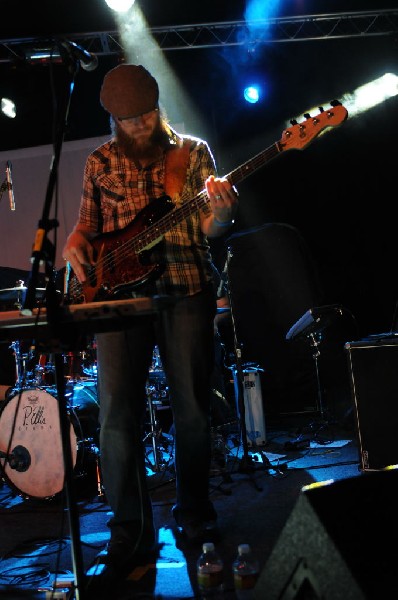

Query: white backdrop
[0,135,108,272]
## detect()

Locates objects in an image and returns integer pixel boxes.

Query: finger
[70,258,87,283]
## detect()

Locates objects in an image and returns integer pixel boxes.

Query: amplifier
[345,336,398,471]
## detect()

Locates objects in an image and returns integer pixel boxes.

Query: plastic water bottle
[197,541,224,598]
[232,543,259,599]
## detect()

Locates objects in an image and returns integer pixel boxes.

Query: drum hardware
[63,345,97,382]
[9,340,36,388]
[144,346,174,474]
[144,385,173,474]
[9,343,98,389]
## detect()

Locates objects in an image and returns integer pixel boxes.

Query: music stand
[285,304,344,441]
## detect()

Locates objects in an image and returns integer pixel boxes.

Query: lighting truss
[0,9,398,62]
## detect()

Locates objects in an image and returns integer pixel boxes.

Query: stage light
[104,0,135,12]
[243,85,260,104]
[1,98,16,119]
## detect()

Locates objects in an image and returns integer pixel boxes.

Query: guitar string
[67,188,209,299]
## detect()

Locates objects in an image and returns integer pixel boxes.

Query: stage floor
[0,406,374,599]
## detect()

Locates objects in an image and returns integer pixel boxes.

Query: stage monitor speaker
[345,338,398,471]
[253,468,398,600]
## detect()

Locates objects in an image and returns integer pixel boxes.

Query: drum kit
[0,279,173,496]
[0,282,236,496]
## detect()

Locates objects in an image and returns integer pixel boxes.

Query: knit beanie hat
[100,64,159,119]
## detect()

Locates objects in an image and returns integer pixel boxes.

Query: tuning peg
[303,113,311,119]
[290,119,298,125]
[330,99,341,106]
[318,106,324,113]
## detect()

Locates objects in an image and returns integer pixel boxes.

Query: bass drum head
[0,388,77,500]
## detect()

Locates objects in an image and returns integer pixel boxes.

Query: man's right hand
[62,228,96,284]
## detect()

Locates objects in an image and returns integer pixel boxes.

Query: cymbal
[0,287,57,305]
[0,286,46,293]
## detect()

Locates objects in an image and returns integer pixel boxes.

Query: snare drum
[0,388,81,500]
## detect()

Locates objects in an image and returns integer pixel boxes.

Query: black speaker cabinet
[254,469,398,600]
[345,337,398,471]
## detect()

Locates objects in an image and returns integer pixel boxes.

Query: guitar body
[68,195,175,303]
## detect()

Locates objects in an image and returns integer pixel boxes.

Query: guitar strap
[164,139,191,202]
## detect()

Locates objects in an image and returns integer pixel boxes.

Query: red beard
[115,117,166,164]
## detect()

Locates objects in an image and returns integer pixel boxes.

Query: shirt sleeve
[77,153,103,233]
[184,138,217,213]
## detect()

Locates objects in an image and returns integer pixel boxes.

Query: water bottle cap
[203,542,215,552]
[238,543,251,554]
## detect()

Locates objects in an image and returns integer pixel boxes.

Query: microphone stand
[21,53,87,600]
[226,248,269,490]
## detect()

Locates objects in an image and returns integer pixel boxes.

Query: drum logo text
[22,404,46,426]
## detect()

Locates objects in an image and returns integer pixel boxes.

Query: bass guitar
[67,101,348,304]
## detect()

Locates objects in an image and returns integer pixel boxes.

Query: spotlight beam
[289,73,398,127]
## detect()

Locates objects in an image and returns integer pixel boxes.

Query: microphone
[59,39,98,72]
[6,161,15,211]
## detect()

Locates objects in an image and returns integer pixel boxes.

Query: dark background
[1,0,398,414]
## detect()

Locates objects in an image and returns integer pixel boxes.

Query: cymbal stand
[309,332,326,421]
[144,390,163,472]
[226,248,270,489]
[286,332,334,449]
[293,332,334,444]
[9,341,26,388]
[144,383,174,474]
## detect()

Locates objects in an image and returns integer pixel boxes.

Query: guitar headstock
[280,101,348,152]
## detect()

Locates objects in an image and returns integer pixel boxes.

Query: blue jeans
[96,284,217,533]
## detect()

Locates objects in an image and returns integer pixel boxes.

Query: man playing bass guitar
[62,63,238,588]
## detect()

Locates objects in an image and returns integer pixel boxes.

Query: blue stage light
[243,85,260,104]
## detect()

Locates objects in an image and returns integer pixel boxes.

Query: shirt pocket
[94,172,126,217]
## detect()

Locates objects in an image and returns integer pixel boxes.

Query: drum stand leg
[143,390,172,473]
[10,340,30,389]
[144,393,162,472]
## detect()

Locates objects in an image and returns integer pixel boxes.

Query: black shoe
[172,504,220,544]
[84,530,159,597]
[105,528,159,569]
[175,518,221,544]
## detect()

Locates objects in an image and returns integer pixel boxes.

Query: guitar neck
[136,104,348,244]
[155,141,280,235]
[228,142,281,188]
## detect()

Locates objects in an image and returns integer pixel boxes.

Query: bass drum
[0,387,98,501]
